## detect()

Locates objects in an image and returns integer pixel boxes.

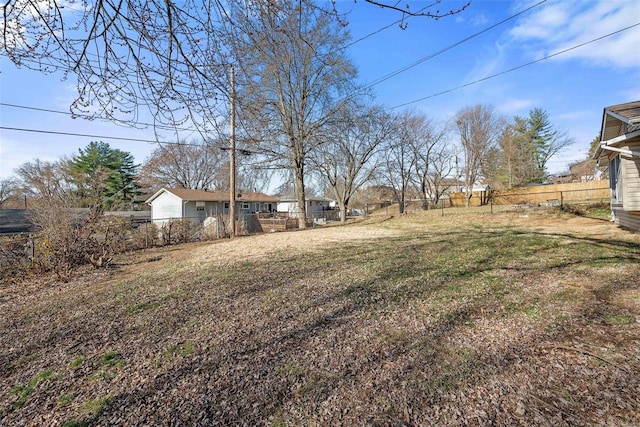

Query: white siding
[151,191,183,225]
[277,201,297,214]
[623,139,640,211]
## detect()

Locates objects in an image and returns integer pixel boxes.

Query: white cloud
[470,13,489,27]
[508,0,640,68]
[495,98,536,115]
[464,41,507,82]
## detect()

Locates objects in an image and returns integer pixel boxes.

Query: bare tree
[455,105,504,207]
[362,0,471,21]
[1,0,233,141]
[15,158,75,203]
[314,103,394,222]
[227,0,357,228]
[0,177,20,207]
[1,0,468,137]
[406,113,451,209]
[380,112,417,214]
[139,142,227,191]
[494,116,537,189]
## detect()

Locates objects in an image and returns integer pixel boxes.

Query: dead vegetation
[1,209,639,426]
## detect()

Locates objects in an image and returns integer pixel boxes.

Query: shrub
[160,218,194,245]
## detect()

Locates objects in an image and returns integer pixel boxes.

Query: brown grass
[1,208,639,426]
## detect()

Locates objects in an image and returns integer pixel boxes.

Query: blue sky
[1,0,639,181]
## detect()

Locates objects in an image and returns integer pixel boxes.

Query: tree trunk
[295,171,307,229]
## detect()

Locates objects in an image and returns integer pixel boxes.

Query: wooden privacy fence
[257,217,300,232]
[450,181,610,207]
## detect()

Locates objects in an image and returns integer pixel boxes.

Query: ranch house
[145,188,278,227]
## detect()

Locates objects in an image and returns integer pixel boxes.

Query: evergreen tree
[528,108,556,180]
[70,141,139,212]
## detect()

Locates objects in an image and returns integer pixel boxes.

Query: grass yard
[1,207,639,426]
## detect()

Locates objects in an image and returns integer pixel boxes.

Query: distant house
[145,188,278,227]
[569,159,605,182]
[277,196,334,218]
[593,101,640,231]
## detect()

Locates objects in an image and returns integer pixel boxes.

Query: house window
[224,202,229,209]
[241,203,250,210]
[610,155,622,204]
[196,201,205,211]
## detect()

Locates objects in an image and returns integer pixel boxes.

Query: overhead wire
[0,126,205,146]
[1,2,634,157]
[1,0,527,139]
[388,22,640,110]
[0,102,198,133]
[359,0,547,91]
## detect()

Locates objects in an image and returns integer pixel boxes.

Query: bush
[130,222,161,249]
[29,200,133,280]
[0,234,32,280]
[160,218,194,245]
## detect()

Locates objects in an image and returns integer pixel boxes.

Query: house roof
[595,101,640,160]
[145,188,278,204]
[0,209,36,235]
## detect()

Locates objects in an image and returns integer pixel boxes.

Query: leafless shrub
[0,234,31,280]
[28,200,134,280]
[130,222,161,249]
[160,219,194,245]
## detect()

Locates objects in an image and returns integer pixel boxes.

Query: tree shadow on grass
[3,226,639,425]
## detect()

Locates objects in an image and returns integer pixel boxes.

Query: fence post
[490,200,493,214]
[441,202,444,217]
[560,191,564,210]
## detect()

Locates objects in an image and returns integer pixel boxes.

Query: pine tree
[71,141,139,212]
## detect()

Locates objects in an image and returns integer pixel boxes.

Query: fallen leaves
[1,211,639,426]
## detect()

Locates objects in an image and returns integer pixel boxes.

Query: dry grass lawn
[1,206,639,426]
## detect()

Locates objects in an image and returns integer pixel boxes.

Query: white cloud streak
[509,0,640,68]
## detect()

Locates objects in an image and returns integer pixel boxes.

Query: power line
[335,0,547,106]
[0,102,198,133]
[361,0,547,91]
[389,22,640,110]
[0,125,203,146]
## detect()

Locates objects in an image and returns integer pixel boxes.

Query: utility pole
[229,65,236,237]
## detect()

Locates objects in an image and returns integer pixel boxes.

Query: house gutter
[598,144,640,158]
[595,129,640,159]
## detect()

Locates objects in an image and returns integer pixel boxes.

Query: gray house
[594,101,640,231]
[145,188,278,227]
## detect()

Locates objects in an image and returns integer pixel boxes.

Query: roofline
[145,187,278,204]
[595,129,640,159]
[598,144,640,158]
[144,188,169,205]
[606,109,632,124]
